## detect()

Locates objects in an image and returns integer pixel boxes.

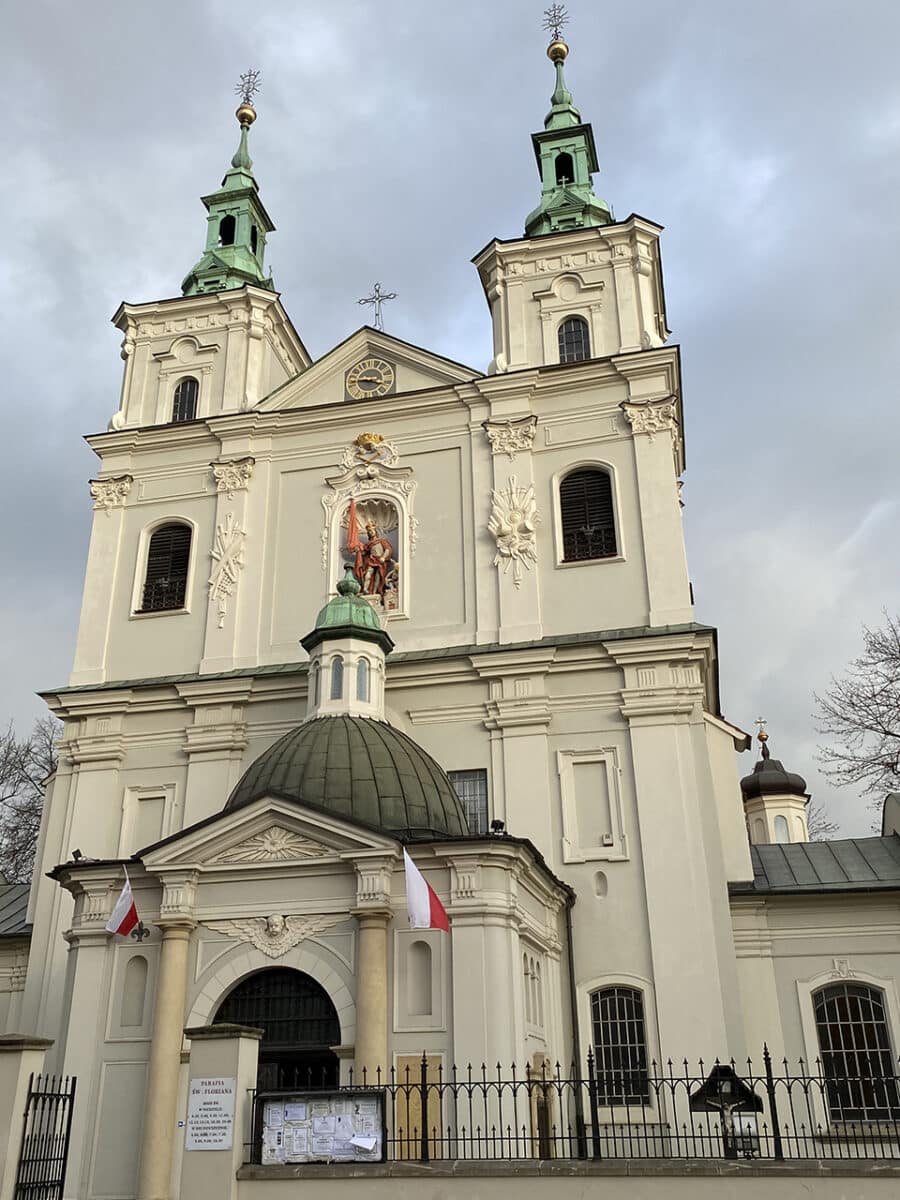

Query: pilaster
[71,485,132,686]
[176,681,252,828]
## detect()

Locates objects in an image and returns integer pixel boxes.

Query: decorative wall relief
[488,476,540,588]
[483,415,538,461]
[203,913,345,959]
[211,456,255,499]
[321,433,416,616]
[213,826,328,864]
[90,474,133,512]
[620,397,679,443]
[208,512,246,628]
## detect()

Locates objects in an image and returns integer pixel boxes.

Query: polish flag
[403,849,449,932]
[346,497,361,553]
[105,873,139,937]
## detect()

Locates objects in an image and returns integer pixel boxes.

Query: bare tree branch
[0,716,60,882]
[806,801,839,841]
[815,614,900,818]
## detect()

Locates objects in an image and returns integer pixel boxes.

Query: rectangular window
[448,769,488,835]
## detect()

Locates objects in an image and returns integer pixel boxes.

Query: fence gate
[14,1073,77,1200]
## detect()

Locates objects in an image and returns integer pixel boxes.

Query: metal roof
[730,835,900,896]
[0,882,30,937]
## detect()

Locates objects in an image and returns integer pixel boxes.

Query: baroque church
[2,23,900,1200]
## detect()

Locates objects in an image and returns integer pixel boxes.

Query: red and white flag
[346,497,361,553]
[403,849,449,932]
[106,873,139,937]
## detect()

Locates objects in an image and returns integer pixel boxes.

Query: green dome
[225,716,468,841]
[300,568,393,655]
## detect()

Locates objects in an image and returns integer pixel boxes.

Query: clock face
[345,357,395,400]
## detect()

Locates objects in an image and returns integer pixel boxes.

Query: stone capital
[620,396,678,442]
[89,474,133,512]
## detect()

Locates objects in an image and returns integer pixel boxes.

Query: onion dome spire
[525,9,613,236]
[181,70,276,296]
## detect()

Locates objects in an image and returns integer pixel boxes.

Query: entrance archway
[214,967,340,1090]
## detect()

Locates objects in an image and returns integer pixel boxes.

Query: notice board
[259,1089,385,1164]
[185,1077,236,1151]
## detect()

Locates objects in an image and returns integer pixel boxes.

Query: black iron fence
[246,1048,900,1164]
[14,1073,77,1200]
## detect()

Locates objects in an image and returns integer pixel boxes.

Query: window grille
[172,377,199,423]
[591,986,650,1105]
[140,523,191,612]
[449,769,488,835]
[558,316,591,364]
[560,468,617,561]
[814,983,900,1121]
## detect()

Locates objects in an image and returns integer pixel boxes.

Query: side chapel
[1,24,900,1200]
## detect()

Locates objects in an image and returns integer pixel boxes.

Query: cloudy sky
[3,2,899,834]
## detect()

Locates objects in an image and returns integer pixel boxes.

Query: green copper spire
[524,35,613,237]
[182,74,276,297]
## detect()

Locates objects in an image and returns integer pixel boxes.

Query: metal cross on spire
[542,4,570,41]
[357,282,397,332]
[235,68,262,105]
[754,716,768,736]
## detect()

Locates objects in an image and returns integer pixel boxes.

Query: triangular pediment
[139,796,399,873]
[256,326,481,413]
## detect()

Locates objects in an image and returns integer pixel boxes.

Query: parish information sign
[185,1077,236,1151]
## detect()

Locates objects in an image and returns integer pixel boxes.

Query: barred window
[560,468,617,562]
[591,986,649,1105]
[558,316,590,364]
[172,376,198,423]
[140,523,191,612]
[449,769,488,835]
[814,983,900,1121]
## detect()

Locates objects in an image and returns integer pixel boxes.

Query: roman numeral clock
[344,357,396,401]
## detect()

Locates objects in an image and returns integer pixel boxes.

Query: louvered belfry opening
[172,376,199,423]
[214,968,341,1090]
[140,523,191,611]
[560,468,617,561]
[558,315,591,363]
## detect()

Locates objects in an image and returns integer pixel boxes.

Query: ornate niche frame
[321,433,417,619]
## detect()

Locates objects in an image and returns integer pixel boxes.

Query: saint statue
[345,499,398,600]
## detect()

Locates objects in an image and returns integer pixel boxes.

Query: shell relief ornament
[322,433,416,616]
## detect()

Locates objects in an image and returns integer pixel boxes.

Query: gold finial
[754,716,768,743]
[543,4,570,60]
[234,68,261,126]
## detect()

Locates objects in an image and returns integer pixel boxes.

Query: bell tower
[182,71,275,296]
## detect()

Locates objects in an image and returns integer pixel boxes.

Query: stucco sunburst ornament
[488,476,540,588]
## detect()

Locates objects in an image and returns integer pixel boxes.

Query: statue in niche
[343,497,400,610]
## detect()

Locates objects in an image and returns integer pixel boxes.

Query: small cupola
[524,13,613,236]
[740,723,810,845]
[181,71,276,297]
[300,568,394,720]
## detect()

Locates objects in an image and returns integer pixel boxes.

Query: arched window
[214,968,340,1091]
[408,940,433,1017]
[560,468,617,562]
[250,224,259,255]
[356,658,370,702]
[535,960,543,1027]
[172,376,198,423]
[523,954,532,1023]
[140,523,191,612]
[558,315,591,364]
[330,656,344,700]
[311,663,321,707]
[774,815,790,843]
[121,955,148,1027]
[218,214,236,246]
[555,152,574,186]
[590,986,649,1105]
[813,983,900,1121]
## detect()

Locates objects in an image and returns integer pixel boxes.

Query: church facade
[1,28,900,1200]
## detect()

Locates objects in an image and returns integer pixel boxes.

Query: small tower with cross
[740,720,811,845]
[182,70,277,296]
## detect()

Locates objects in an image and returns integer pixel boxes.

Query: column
[71,480,132,686]
[352,911,390,1083]
[137,921,195,1200]
[179,1025,262,1200]
[0,1036,53,1200]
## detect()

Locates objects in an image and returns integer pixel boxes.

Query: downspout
[564,892,587,1157]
